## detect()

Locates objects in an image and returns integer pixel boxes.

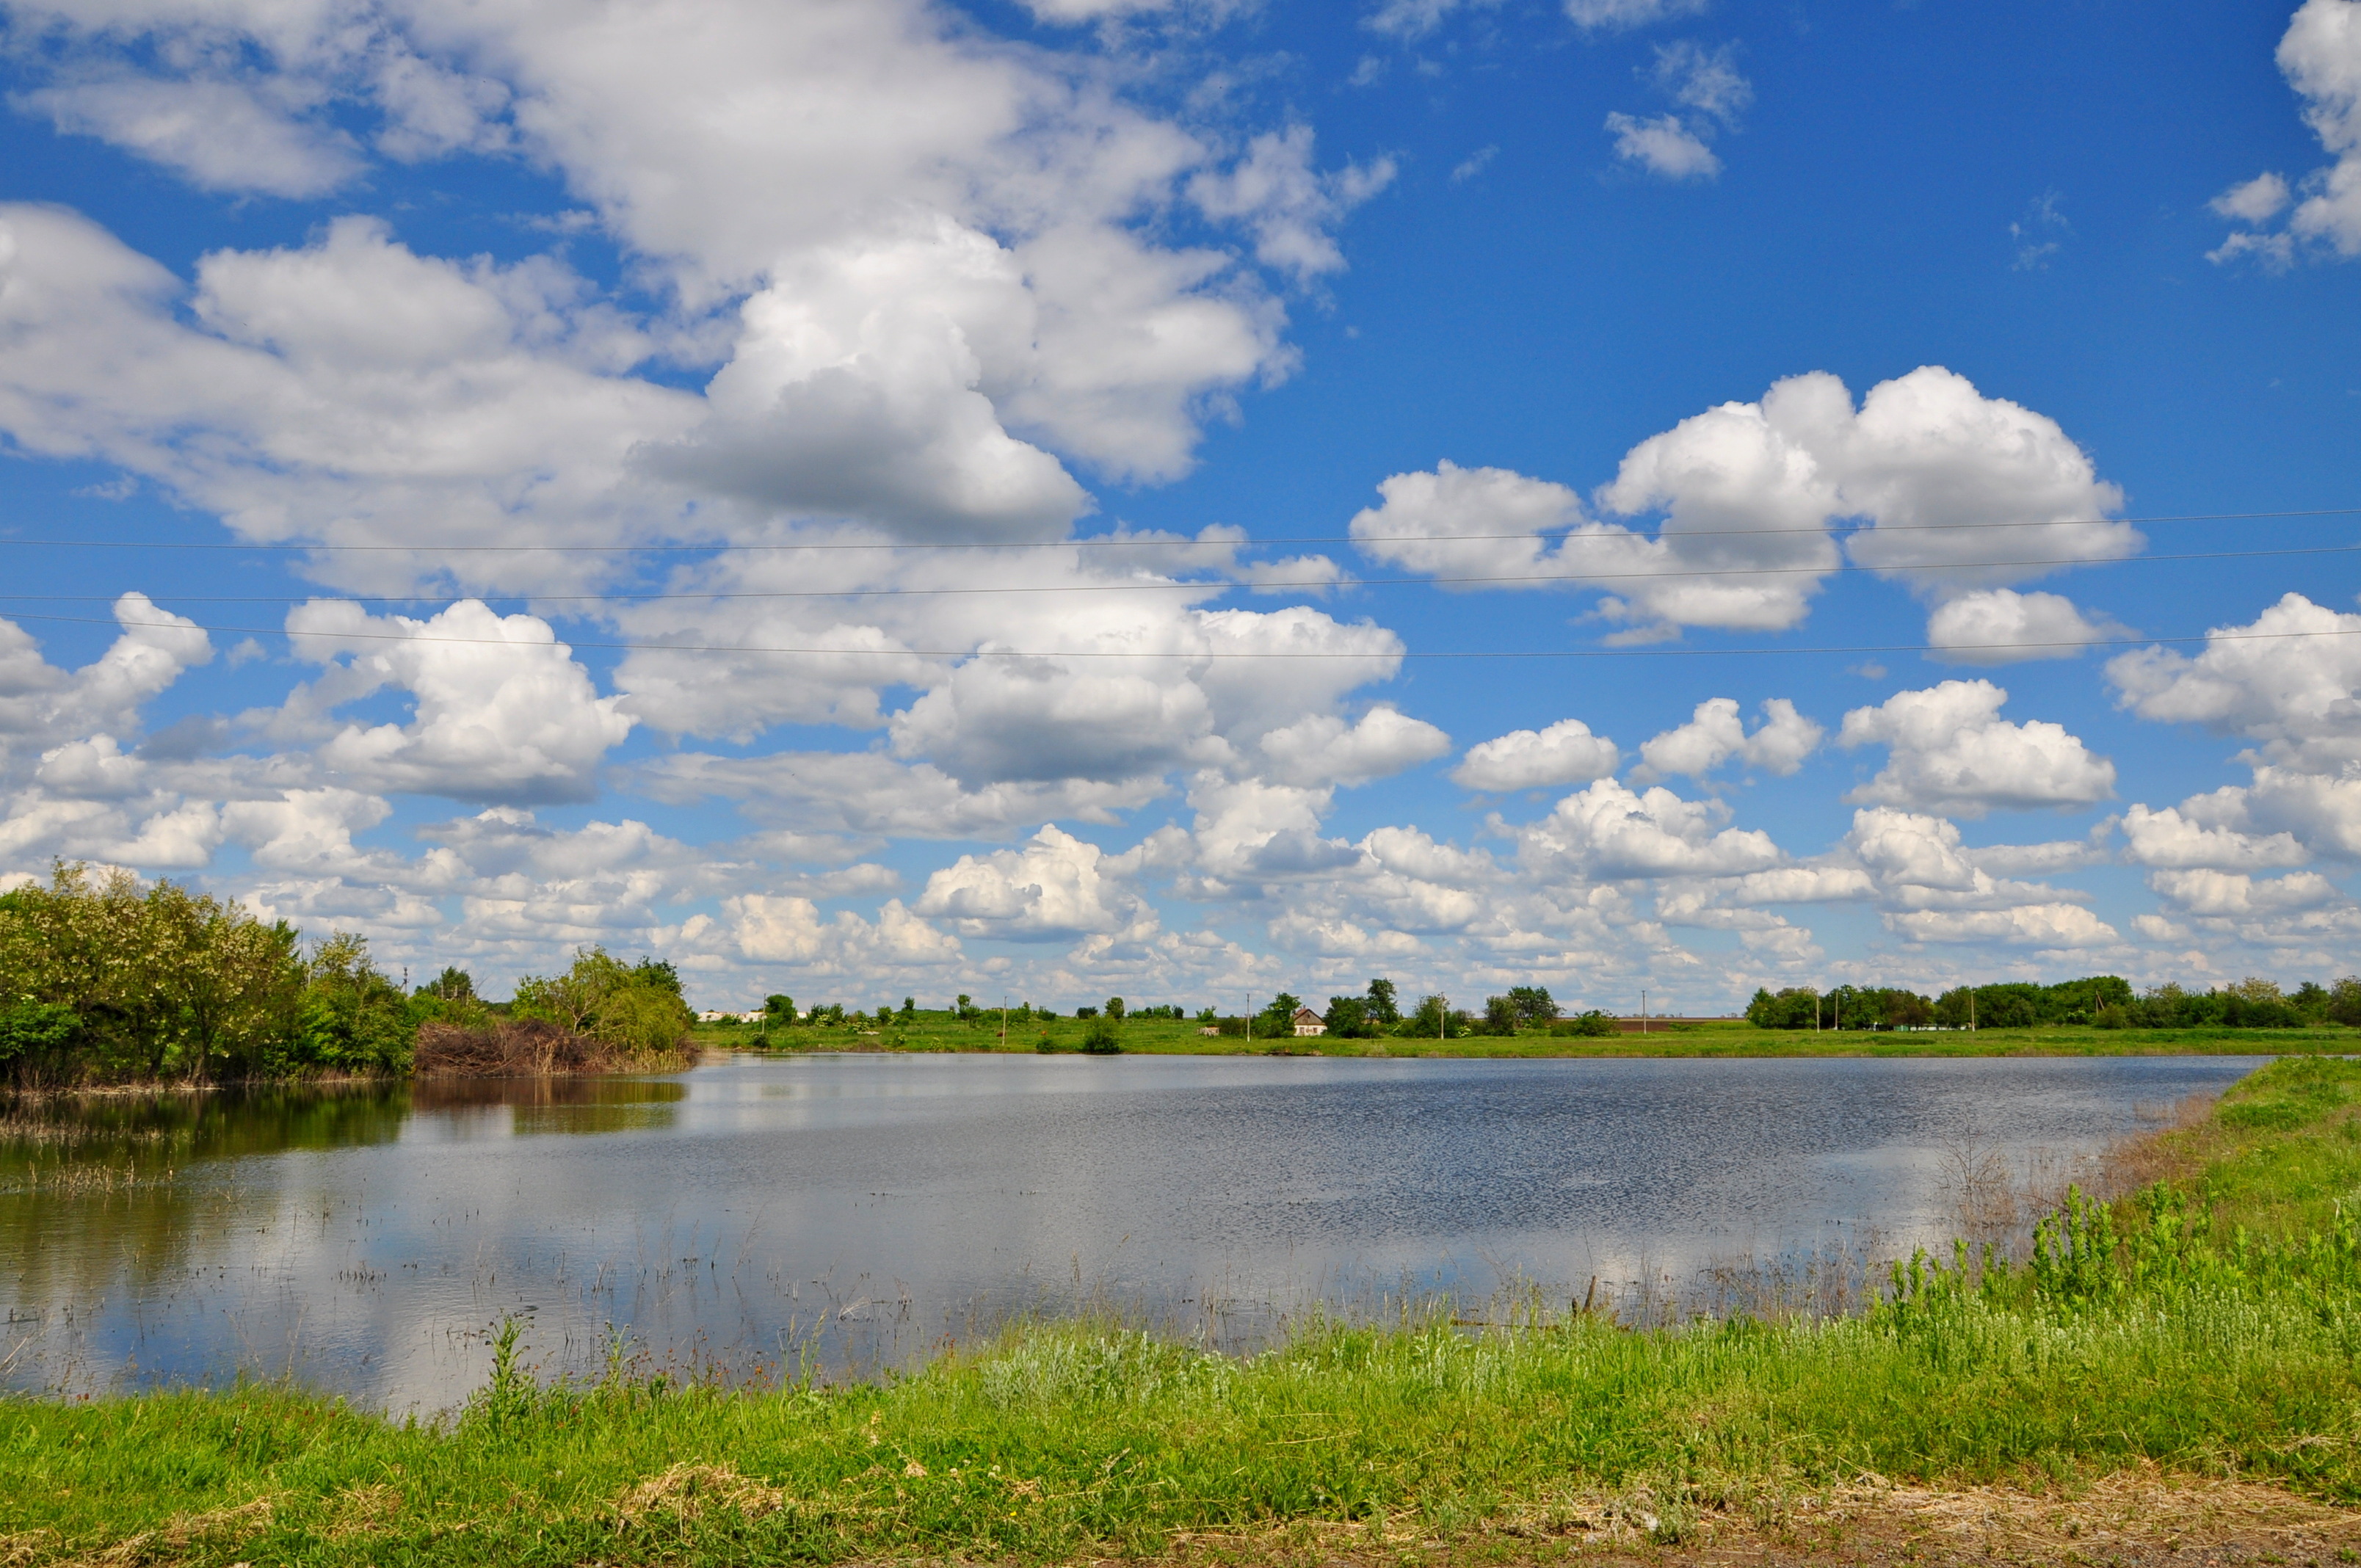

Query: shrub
[1079,1018,1122,1053]
[1322,996,1371,1037]
[1551,1010,1617,1038]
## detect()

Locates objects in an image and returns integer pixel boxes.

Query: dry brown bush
[413,1018,664,1078]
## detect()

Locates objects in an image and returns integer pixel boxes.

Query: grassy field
[9,1056,2361,1563]
[693,1009,2359,1058]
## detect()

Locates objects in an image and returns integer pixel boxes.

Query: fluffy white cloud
[1926,589,2114,664]
[0,595,212,776]
[2213,171,2293,223]
[915,825,1150,939]
[18,75,363,197]
[2120,801,2308,870]
[1826,367,2132,587]
[1885,904,2119,948]
[2147,867,2340,917]
[1349,460,1581,581]
[0,206,698,592]
[1258,708,1451,788]
[1352,368,2123,641]
[1839,680,2115,817]
[639,750,1167,840]
[722,895,962,973]
[1187,126,1396,285]
[1519,777,1782,878]
[1633,697,1821,782]
[1604,112,1719,180]
[2213,0,2361,261]
[0,0,1377,587]
[1451,718,1620,792]
[267,600,631,805]
[2108,593,2361,774]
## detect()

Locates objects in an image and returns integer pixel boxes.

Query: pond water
[0,1050,2263,1411]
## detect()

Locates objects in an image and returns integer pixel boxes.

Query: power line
[2,541,2357,605]
[12,609,2360,661]
[0,505,2352,555]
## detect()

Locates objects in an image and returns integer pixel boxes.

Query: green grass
[694,1010,2359,1059]
[8,1056,2361,1563]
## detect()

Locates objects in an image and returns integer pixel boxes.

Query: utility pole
[1438,993,1447,1042]
[1245,995,1252,1045]
[1969,985,1976,1032]
[1641,990,1648,1034]
[1001,994,1007,1048]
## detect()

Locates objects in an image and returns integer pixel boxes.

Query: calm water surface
[0,1050,2263,1409]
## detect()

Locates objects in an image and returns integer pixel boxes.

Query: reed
[5,1056,2361,1565]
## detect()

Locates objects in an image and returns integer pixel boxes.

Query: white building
[1291,1007,1327,1037]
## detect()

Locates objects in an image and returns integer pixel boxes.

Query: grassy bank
[8,1056,2361,1563]
[698,1009,2357,1057]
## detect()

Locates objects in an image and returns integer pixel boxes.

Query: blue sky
[0,0,2357,1014]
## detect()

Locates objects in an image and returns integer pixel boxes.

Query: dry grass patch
[614,1462,788,1525]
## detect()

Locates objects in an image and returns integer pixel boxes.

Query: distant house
[696,1009,767,1024]
[1291,1006,1326,1037]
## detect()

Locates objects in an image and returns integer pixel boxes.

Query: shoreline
[8,1057,2361,1565]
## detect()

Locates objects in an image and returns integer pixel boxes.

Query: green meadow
[9,1055,2361,1563]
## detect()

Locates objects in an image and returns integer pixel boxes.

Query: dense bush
[0,863,420,1083]
[1078,1017,1122,1053]
[1549,1010,1617,1037]
[511,949,694,1058]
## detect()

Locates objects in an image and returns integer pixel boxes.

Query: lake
[0,1050,2263,1411]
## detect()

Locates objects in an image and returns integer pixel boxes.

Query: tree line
[0,865,694,1086]
[1746,974,2361,1031]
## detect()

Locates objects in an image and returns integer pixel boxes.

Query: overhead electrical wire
[0,504,2353,555]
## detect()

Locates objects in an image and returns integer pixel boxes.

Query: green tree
[423,966,475,1001]
[1105,996,1126,1020]
[1481,995,1520,1034]
[764,993,797,1026]
[1505,985,1556,1027]
[1257,992,1303,1037]
[513,948,694,1056]
[1323,996,1371,1038]
[1366,978,1400,1026]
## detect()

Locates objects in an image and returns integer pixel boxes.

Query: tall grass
[6,1056,2361,1564]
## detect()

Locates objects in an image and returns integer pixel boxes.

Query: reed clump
[7,1056,2361,1565]
[413,1017,685,1077]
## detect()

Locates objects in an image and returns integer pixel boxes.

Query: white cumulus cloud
[1452,718,1621,793]
[1839,680,2115,818]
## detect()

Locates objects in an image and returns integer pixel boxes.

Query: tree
[902,996,916,1020]
[1401,994,1461,1038]
[1747,987,1821,1030]
[1366,978,1400,1026]
[765,994,797,1026]
[424,966,475,1001]
[1105,996,1126,1020]
[1481,995,1520,1034]
[1080,1016,1122,1053]
[1257,992,1304,1037]
[2331,978,2361,1028]
[1506,985,1556,1027]
[1324,996,1371,1038]
[513,948,695,1056]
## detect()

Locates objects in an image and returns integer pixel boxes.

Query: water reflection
[0,1052,2264,1412]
